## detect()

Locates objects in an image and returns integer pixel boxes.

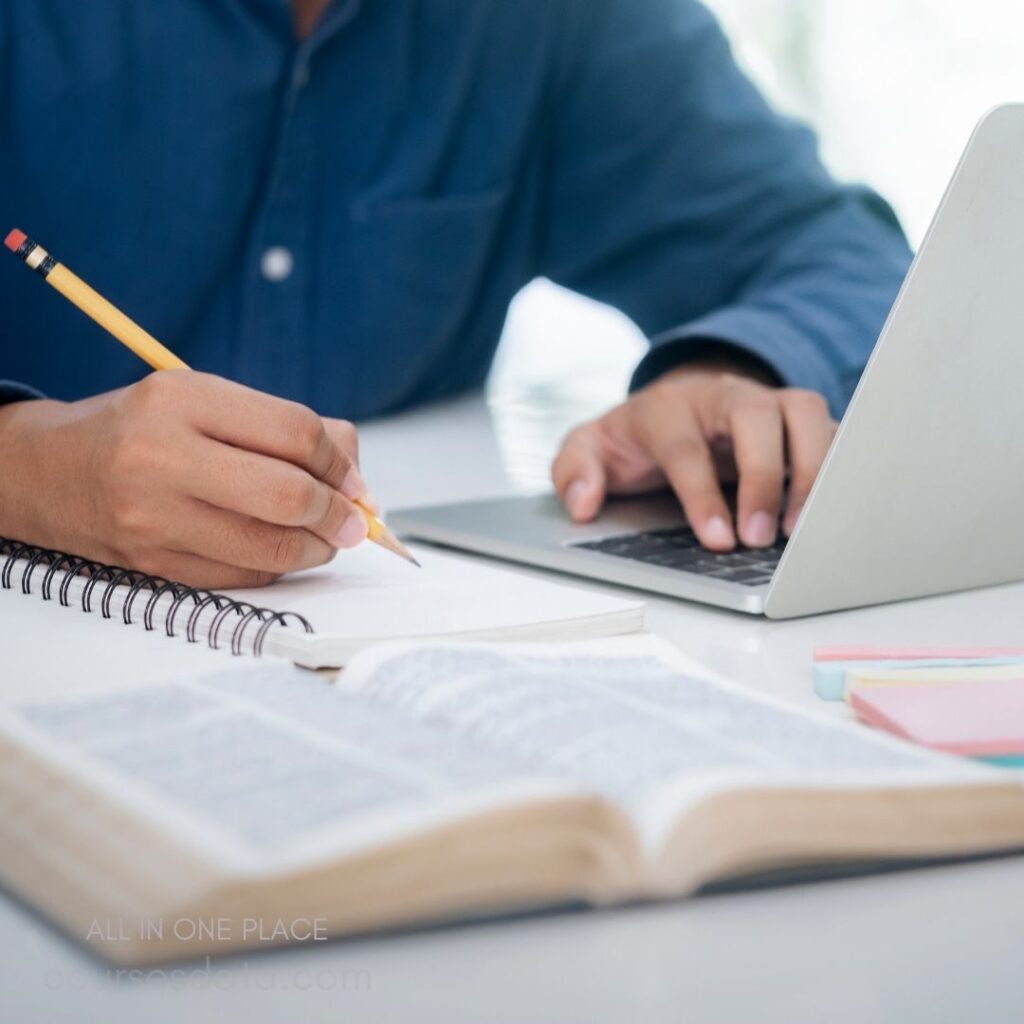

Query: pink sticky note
[851,678,1024,755]
[814,645,1024,663]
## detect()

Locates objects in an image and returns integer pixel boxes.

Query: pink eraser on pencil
[4,229,27,252]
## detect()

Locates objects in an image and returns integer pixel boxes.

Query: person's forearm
[538,1,912,417]
[629,190,912,413]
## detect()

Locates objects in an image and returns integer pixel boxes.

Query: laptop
[389,105,1024,619]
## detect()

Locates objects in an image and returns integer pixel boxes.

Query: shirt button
[260,247,294,282]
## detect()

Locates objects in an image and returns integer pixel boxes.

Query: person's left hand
[551,361,838,550]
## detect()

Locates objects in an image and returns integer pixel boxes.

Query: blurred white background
[708,0,1023,245]
[486,0,1024,481]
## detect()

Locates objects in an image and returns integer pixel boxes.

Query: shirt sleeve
[0,380,44,403]
[538,0,912,416]
[0,381,44,406]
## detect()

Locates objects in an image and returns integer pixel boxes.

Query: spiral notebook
[0,537,645,668]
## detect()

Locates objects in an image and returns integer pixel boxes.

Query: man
[0,0,911,587]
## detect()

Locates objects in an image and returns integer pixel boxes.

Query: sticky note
[979,754,1024,769]
[814,646,1024,662]
[846,663,1024,689]
[814,656,1024,701]
[850,678,1024,756]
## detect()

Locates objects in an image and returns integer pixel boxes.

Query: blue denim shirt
[0,0,911,419]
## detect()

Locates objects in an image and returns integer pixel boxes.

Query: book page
[8,665,576,867]
[341,638,990,852]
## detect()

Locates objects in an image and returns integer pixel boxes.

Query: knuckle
[273,475,319,524]
[735,392,778,417]
[268,527,306,573]
[333,419,358,451]
[108,488,149,535]
[313,493,343,535]
[129,372,164,404]
[626,394,661,431]
[710,372,746,403]
[324,441,353,483]
[784,389,829,416]
[647,370,693,399]
[129,370,184,412]
[662,435,708,466]
[286,405,325,458]
[714,371,743,390]
[109,431,168,479]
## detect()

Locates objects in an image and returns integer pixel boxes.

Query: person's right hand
[0,370,370,588]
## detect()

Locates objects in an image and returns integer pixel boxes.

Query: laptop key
[575,528,785,585]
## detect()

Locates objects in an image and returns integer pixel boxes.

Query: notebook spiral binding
[0,538,314,656]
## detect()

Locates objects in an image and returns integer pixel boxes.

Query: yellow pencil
[4,228,419,567]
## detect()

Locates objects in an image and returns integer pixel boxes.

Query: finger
[164,498,342,576]
[182,439,370,550]
[132,549,282,590]
[185,374,361,497]
[633,403,735,551]
[551,425,608,522]
[322,417,359,465]
[323,417,378,512]
[780,391,836,535]
[730,397,785,548]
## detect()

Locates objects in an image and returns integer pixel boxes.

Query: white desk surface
[5,394,1024,1024]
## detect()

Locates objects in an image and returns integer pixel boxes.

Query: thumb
[551,426,608,522]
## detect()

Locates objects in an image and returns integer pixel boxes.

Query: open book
[2,637,1023,964]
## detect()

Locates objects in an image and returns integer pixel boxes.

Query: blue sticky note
[978,754,1024,768]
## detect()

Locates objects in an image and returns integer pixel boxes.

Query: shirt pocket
[343,185,512,413]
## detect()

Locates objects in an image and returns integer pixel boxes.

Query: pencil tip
[394,541,420,567]
[370,521,420,567]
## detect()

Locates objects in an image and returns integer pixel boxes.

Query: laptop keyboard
[573,527,785,587]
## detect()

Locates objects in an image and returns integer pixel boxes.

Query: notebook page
[224,542,644,650]
[7,665,575,868]
[0,577,239,701]
[0,543,642,668]
[340,638,989,853]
